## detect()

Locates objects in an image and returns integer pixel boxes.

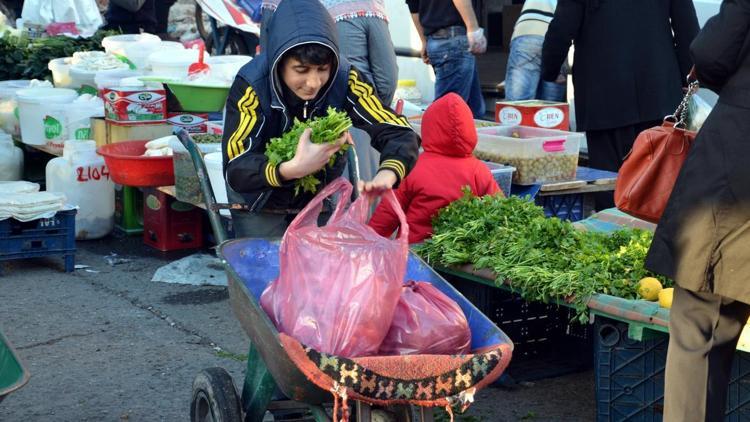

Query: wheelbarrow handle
[173,128,229,244]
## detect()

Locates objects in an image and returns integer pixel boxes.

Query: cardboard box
[103,87,167,125]
[495,100,570,131]
[90,117,174,147]
[166,112,209,134]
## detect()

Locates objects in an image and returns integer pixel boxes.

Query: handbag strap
[666,73,700,129]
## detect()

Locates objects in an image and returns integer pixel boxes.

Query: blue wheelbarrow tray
[219,238,514,410]
[0,329,29,404]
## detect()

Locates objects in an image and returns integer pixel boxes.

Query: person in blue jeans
[504,0,566,101]
[407,0,487,119]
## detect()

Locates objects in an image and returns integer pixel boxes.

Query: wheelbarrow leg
[241,342,276,422]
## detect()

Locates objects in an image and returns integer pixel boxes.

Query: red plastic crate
[142,188,203,251]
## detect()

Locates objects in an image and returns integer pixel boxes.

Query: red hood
[421,93,477,157]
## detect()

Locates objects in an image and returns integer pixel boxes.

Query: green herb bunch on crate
[415,189,671,322]
[265,106,352,195]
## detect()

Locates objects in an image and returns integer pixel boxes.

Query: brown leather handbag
[614,80,700,223]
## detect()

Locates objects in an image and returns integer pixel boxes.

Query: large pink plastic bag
[260,178,409,357]
[379,281,472,356]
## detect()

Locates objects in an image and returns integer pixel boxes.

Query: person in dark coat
[645,1,750,419]
[104,0,157,34]
[541,0,699,209]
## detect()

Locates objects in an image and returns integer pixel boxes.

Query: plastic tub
[94,68,142,91]
[97,140,175,187]
[148,49,210,79]
[482,162,515,196]
[48,58,73,88]
[204,152,229,216]
[16,87,78,145]
[475,125,583,185]
[0,80,32,136]
[102,33,162,70]
[205,55,252,82]
[164,81,229,113]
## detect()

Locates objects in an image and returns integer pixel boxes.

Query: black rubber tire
[205,30,253,56]
[190,367,243,422]
[194,4,211,43]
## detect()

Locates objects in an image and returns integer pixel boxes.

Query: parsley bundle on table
[265,107,352,195]
[415,189,671,322]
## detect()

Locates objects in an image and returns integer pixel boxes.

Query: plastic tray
[475,126,582,185]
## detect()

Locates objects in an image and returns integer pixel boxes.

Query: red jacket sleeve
[368,181,412,238]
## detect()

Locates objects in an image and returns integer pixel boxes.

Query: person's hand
[419,40,430,64]
[279,129,351,180]
[555,74,567,84]
[467,28,487,54]
[358,169,398,193]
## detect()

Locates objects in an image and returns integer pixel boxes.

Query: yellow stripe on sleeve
[348,70,409,127]
[227,87,260,160]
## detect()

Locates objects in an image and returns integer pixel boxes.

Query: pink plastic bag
[260,178,409,357]
[379,281,472,356]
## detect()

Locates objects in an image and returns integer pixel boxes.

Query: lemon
[638,277,663,301]
[658,287,674,309]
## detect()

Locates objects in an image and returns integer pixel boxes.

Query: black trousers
[664,285,750,421]
[585,120,661,210]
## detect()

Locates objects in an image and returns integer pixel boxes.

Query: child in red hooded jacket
[369,93,503,244]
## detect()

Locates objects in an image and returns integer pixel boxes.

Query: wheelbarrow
[173,130,514,421]
[0,329,29,405]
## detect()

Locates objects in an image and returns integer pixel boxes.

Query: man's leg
[337,19,372,85]
[504,36,544,101]
[427,35,484,117]
[226,187,288,238]
[664,285,750,421]
[365,17,399,106]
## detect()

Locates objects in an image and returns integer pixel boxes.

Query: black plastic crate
[0,209,77,272]
[536,193,585,222]
[594,316,750,421]
[444,273,593,381]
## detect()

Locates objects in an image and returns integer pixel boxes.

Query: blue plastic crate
[595,316,750,421]
[0,209,77,272]
[536,193,585,221]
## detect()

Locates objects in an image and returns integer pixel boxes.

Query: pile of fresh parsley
[265,107,352,195]
[415,190,671,322]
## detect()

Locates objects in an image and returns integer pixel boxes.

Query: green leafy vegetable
[415,189,671,322]
[265,106,352,195]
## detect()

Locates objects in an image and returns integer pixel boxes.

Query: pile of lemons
[637,277,673,309]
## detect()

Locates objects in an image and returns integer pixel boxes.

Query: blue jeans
[426,32,485,118]
[337,17,398,106]
[504,35,566,102]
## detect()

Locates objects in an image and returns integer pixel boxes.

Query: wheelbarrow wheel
[191,367,243,422]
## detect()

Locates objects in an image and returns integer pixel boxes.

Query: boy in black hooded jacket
[222,0,420,237]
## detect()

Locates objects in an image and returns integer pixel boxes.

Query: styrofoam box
[474,126,583,185]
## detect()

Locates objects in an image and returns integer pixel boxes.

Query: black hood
[266,0,341,110]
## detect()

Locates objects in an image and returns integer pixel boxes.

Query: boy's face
[280,57,332,101]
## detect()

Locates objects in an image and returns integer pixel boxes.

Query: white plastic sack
[22,0,103,37]
[0,191,69,221]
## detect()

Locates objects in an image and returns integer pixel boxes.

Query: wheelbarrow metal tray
[219,238,513,406]
[0,330,29,403]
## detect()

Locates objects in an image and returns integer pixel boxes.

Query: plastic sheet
[379,281,472,356]
[261,178,409,357]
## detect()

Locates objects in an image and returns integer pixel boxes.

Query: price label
[76,165,111,183]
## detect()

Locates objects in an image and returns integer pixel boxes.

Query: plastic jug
[0,133,23,181]
[46,140,114,239]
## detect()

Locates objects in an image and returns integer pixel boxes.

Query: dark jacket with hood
[368,93,500,244]
[222,0,420,213]
[646,0,750,304]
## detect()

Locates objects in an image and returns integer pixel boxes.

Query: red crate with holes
[142,188,203,251]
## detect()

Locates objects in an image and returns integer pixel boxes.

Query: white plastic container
[475,125,583,185]
[148,48,211,79]
[46,140,114,239]
[48,58,74,88]
[94,68,142,91]
[205,55,252,83]
[102,33,163,70]
[0,134,23,181]
[204,152,229,216]
[16,87,78,145]
[0,80,32,136]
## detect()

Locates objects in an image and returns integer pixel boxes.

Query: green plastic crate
[114,184,143,235]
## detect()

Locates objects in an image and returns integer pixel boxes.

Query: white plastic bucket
[148,48,210,79]
[94,68,142,91]
[205,55,252,83]
[102,33,162,70]
[48,58,74,88]
[0,80,32,136]
[204,152,229,216]
[17,87,78,145]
